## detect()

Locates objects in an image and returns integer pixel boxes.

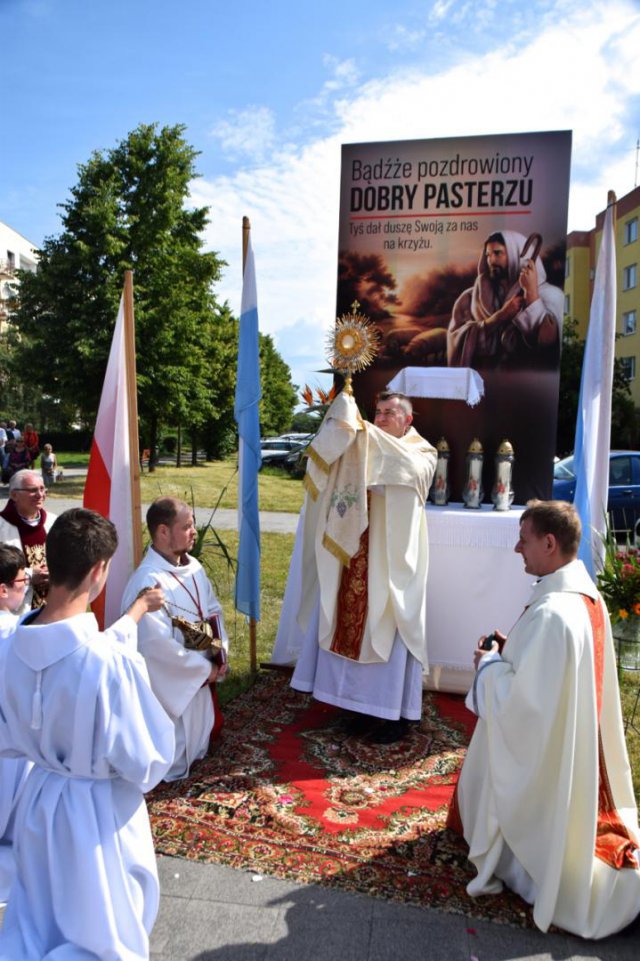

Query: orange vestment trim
[330,526,369,660]
[446,782,463,836]
[582,594,639,869]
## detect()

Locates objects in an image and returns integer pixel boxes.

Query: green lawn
[46,456,305,513]
[620,674,640,802]
[200,528,295,706]
[55,452,91,468]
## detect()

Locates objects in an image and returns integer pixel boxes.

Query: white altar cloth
[270,503,534,695]
[387,366,485,407]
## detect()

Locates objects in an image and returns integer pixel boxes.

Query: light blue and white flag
[234,224,261,620]
[572,195,617,577]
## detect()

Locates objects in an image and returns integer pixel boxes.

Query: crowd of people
[0,420,58,487]
[0,400,639,957]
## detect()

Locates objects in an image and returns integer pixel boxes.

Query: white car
[259,438,305,468]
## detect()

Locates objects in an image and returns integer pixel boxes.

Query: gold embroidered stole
[329,524,369,660]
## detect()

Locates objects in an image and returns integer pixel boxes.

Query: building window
[625,217,638,245]
[620,356,636,382]
[623,309,637,335]
[623,264,637,290]
[564,294,570,315]
[565,256,571,278]
[19,256,37,274]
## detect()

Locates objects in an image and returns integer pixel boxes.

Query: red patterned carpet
[148,672,534,927]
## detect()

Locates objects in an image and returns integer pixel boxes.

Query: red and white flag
[83,289,139,627]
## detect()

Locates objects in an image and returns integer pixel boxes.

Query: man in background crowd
[0,469,56,610]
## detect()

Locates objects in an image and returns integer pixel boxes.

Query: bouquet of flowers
[597,541,640,624]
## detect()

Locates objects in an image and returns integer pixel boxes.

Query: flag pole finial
[242,216,251,273]
[607,190,617,207]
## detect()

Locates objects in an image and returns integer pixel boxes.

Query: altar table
[270,503,534,695]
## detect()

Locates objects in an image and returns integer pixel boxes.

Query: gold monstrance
[327,301,380,394]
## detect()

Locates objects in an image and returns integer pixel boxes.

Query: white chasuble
[456,559,640,939]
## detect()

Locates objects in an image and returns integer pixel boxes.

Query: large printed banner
[337,131,572,503]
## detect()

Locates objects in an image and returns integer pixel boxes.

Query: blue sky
[2,0,640,391]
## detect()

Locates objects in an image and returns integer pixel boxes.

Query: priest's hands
[473,629,506,669]
[31,564,50,593]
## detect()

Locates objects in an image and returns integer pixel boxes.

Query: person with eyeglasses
[0,470,57,612]
[0,544,33,905]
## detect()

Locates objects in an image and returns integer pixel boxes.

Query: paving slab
[150,855,640,961]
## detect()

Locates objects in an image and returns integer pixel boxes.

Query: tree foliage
[258,334,298,436]
[10,123,296,458]
[557,318,638,456]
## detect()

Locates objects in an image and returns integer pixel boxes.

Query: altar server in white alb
[122,496,228,781]
[0,545,32,905]
[291,389,437,743]
[0,508,175,961]
[450,500,640,939]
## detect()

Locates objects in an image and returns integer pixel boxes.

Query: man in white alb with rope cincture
[122,497,228,780]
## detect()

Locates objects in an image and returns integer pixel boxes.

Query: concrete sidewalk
[41,497,300,534]
[2,837,639,959]
[151,854,640,960]
[1,468,300,535]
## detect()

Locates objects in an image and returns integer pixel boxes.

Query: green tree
[196,303,239,462]
[258,333,298,436]
[290,410,322,433]
[557,318,638,456]
[12,123,225,464]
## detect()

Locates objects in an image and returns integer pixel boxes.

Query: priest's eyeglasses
[16,486,47,495]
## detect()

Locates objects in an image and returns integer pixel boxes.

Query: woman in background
[40,444,57,488]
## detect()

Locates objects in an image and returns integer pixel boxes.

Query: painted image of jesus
[447,230,564,369]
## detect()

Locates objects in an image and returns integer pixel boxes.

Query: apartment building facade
[564,185,640,406]
[0,221,38,333]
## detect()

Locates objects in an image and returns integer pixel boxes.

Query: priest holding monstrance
[290,305,437,743]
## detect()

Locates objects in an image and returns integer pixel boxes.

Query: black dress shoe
[370,719,410,744]
[343,712,381,736]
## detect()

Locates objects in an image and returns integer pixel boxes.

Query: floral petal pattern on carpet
[148,672,534,928]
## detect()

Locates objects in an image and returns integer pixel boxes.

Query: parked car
[259,438,304,469]
[283,436,314,476]
[277,432,313,443]
[552,450,640,539]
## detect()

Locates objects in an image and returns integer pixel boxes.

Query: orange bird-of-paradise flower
[619,608,630,620]
[301,384,314,407]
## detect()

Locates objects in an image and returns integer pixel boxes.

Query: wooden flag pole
[123,270,143,568]
[242,217,258,673]
[242,215,250,271]
[608,189,617,227]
